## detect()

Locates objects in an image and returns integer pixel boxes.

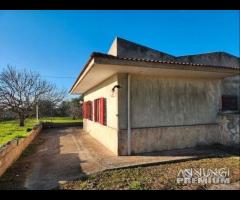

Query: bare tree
[69,97,82,120]
[0,66,66,126]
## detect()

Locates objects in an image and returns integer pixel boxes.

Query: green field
[0,117,82,147]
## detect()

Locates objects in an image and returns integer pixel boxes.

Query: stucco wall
[83,75,119,154]
[83,119,118,154]
[119,124,220,155]
[84,75,119,129]
[119,74,222,129]
[218,113,240,147]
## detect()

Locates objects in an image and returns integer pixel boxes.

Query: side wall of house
[118,74,222,155]
[83,75,119,155]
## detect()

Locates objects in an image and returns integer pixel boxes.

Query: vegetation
[60,156,240,190]
[0,117,82,147]
[37,97,83,119]
[0,66,66,126]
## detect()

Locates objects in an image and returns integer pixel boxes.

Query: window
[94,98,106,126]
[222,95,238,111]
[82,101,92,120]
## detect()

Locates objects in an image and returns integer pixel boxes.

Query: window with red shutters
[82,101,93,120]
[94,98,106,126]
[94,99,98,122]
[88,101,92,120]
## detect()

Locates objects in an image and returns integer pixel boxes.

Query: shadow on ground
[0,127,86,190]
[0,126,238,190]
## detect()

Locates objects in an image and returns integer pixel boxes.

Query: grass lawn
[0,117,82,147]
[60,156,240,190]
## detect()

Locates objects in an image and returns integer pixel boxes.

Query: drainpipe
[127,74,131,156]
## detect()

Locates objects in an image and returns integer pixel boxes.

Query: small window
[94,98,106,126]
[222,95,238,111]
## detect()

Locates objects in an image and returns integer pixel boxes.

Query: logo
[176,168,230,184]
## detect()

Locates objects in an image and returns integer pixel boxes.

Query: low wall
[218,113,240,147]
[0,124,42,177]
[42,122,82,128]
[118,124,220,155]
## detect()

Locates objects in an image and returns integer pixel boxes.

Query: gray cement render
[118,74,222,129]
[111,37,239,68]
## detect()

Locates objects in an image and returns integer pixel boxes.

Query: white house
[70,37,240,155]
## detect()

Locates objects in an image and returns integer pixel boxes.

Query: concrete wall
[117,73,223,155]
[218,113,240,147]
[119,74,222,129]
[108,37,175,61]
[176,52,239,68]
[83,72,237,155]
[119,124,220,155]
[83,75,119,154]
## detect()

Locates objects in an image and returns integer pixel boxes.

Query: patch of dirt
[0,137,45,190]
[60,156,240,190]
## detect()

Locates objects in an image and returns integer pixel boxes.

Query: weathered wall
[108,37,175,61]
[118,124,220,155]
[218,113,240,147]
[119,74,222,129]
[176,52,239,68]
[84,75,119,155]
[0,124,42,177]
[118,74,128,130]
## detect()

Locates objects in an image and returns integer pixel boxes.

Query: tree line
[0,66,82,126]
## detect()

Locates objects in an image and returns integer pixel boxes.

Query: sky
[0,10,239,99]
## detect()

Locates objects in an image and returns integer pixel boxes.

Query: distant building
[70,37,239,155]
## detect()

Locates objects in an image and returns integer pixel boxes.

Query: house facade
[70,37,240,155]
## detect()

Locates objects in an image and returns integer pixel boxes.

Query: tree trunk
[19,115,25,126]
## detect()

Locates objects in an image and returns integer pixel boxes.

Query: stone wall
[0,124,42,177]
[218,113,240,147]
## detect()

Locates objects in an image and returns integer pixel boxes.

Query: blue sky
[0,10,239,99]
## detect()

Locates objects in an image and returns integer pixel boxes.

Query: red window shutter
[102,98,106,125]
[100,98,103,124]
[87,101,92,120]
[99,98,106,125]
[89,101,92,120]
[87,101,90,120]
[85,102,88,119]
[97,99,100,122]
[86,102,88,119]
[94,99,97,122]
